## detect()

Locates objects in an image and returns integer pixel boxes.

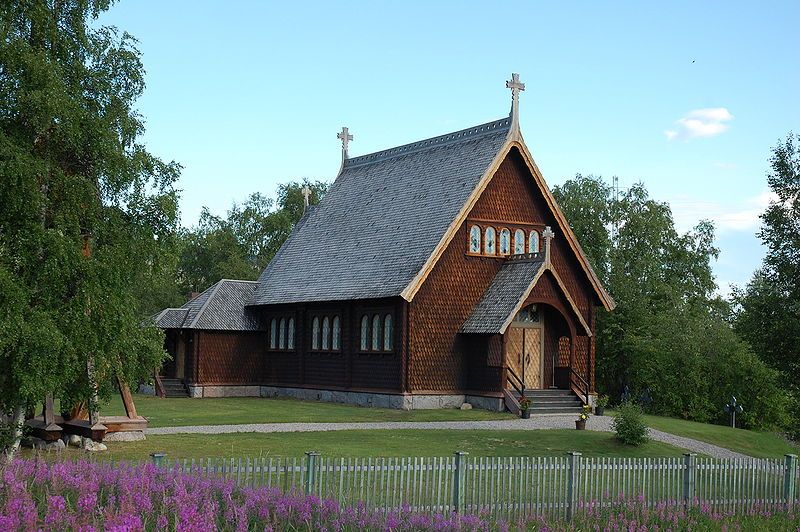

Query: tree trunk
[3,400,27,463]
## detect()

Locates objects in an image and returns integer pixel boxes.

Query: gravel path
[147,415,749,459]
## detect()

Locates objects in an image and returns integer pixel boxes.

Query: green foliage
[0,2,180,424]
[733,133,800,439]
[554,175,788,431]
[613,402,649,446]
[178,181,329,294]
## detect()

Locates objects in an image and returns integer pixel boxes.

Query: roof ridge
[187,280,223,328]
[219,279,259,284]
[344,116,511,168]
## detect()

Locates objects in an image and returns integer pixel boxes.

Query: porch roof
[460,257,546,334]
[153,279,262,331]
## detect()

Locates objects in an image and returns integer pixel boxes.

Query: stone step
[527,406,585,414]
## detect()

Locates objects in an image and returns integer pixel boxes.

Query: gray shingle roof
[460,257,545,334]
[154,280,261,331]
[251,117,512,305]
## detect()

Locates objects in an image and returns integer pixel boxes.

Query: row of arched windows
[468,224,540,256]
[269,317,295,350]
[360,313,393,352]
[311,314,341,351]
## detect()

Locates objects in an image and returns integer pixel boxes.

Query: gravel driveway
[147,415,749,459]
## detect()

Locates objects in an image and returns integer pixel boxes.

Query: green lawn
[640,414,798,459]
[102,394,514,427]
[75,429,690,461]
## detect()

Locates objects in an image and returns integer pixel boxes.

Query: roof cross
[506,72,525,127]
[542,225,555,263]
[301,185,312,210]
[337,126,353,160]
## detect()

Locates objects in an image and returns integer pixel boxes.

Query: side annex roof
[153,279,261,331]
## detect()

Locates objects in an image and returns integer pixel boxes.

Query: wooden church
[154,74,614,412]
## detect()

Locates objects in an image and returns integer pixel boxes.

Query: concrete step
[527,406,585,414]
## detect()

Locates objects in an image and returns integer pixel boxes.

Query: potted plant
[575,404,591,430]
[595,395,609,416]
[519,396,532,419]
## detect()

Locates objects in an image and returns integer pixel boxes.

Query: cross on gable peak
[337,126,353,160]
[301,185,312,209]
[505,72,525,128]
[542,225,555,263]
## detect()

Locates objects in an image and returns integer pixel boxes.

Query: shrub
[613,402,649,446]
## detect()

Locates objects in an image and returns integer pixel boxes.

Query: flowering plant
[578,404,592,421]
[518,396,531,410]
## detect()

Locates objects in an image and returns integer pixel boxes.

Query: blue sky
[99,1,799,294]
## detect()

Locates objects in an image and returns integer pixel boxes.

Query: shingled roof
[251,117,512,305]
[154,279,261,331]
[460,257,546,334]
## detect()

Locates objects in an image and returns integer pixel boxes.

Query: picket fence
[144,452,799,520]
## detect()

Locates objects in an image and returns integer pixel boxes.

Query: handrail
[569,368,589,405]
[506,366,525,397]
[154,371,166,398]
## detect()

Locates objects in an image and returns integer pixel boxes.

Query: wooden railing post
[785,454,798,505]
[453,451,468,514]
[304,451,319,495]
[566,452,581,521]
[682,453,696,505]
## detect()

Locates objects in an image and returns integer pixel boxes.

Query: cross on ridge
[542,226,555,262]
[506,73,525,125]
[337,126,353,155]
[301,185,312,208]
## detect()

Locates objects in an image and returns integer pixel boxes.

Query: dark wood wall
[408,147,599,393]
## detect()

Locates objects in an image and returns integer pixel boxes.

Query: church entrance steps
[514,389,584,415]
[160,378,189,398]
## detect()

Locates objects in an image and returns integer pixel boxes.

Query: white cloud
[668,191,776,233]
[665,108,734,141]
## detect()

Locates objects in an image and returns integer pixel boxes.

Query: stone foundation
[188,385,260,398]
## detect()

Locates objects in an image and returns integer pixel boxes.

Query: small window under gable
[529,230,540,253]
[499,228,511,255]
[469,225,481,253]
[484,227,496,255]
[514,229,525,254]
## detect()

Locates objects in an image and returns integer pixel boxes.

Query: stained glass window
[469,225,481,253]
[383,314,393,351]
[499,229,511,255]
[514,229,525,254]
[278,318,286,349]
[372,314,382,351]
[321,316,330,350]
[287,317,295,349]
[484,227,496,255]
[312,317,320,350]
[332,316,341,350]
[270,319,277,349]
[529,231,540,253]
[360,315,369,351]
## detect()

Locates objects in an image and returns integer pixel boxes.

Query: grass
[640,413,798,459]
[57,429,690,461]
[101,394,514,427]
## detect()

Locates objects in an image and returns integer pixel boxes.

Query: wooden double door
[507,325,543,389]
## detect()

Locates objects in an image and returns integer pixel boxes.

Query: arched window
[312,316,320,350]
[360,315,369,351]
[332,316,341,350]
[514,304,540,323]
[499,228,511,255]
[270,319,277,349]
[529,230,540,253]
[484,227,496,255]
[287,317,295,349]
[321,316,330,350]
[372,314,382,351]
[514,229,525,254]
[469,225,481,253]
[278,318,286,349]
[383,314,393,351]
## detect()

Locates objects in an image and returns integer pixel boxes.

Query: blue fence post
[150,452,166,467]
[682,453,696,506]
[453,451,468,513]
[567,452,581,521]
[305,451,320,495]
[785,454,797,505]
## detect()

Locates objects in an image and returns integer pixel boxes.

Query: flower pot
[575,419,586,430]
[521,409,531,419]
[595,406,605,416]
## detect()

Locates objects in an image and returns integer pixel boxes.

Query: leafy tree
[0,1,180,454]
[178,181,329,293]
[734,134,800,438]
[554,175,787,430]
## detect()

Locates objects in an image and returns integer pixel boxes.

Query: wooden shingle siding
[197,331,266,384]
